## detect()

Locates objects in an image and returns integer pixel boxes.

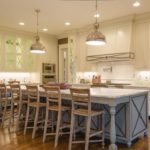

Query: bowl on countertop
[46,82,72,89]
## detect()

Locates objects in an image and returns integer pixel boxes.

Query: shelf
[86,52,135,62]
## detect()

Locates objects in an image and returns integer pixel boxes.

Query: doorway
[59,44,68,83]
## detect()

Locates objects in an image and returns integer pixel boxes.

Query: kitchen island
[60,87,149,150]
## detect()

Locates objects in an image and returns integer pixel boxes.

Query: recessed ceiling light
[94,13,100,18]
[133,1,141,7]
[19,22,25,26]
[43,28,48,31]
[65,22,71,26]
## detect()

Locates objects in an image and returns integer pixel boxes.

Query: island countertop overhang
[61,87,149,99]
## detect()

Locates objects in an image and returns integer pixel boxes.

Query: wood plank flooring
[0,122,149,150]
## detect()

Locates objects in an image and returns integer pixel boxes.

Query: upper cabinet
[0,33,36,72]
[134,17,150,69]
[87,19,133,56]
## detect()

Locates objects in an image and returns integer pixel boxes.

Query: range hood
[86,52,135,62]
[86,17,135,62]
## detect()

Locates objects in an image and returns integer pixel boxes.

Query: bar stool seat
[13,99,20,103]
[47,105,70,111]
[28,102,46,107]
[73,108,103,116]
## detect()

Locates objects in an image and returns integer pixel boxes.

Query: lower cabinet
[115,85,150,116]
[103,93,148,146]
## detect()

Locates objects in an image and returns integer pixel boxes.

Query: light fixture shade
[30,36,46,54]
[86,30,106,46]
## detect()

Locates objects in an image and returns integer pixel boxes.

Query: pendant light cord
[35,9,40,38]
[95,0,98,24]
[94,0,99,31]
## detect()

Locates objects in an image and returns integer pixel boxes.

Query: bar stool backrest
[10,84,21,101]
[43,86,61,107]
[8,81,20,85]
[26,85,39,103]
[0,83,7,99]
[70,88,91,112]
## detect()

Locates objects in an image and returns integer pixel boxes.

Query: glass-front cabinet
[0,33,35,72]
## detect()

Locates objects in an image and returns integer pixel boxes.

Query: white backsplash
[0,72,40,83]
[96,62,135,81]
[76,62,150,85]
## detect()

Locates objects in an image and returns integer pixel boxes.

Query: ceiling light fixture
[133,1,141,7]
[43,28,48,32]
[30,9,46,54]
[65,22,71,26]
[94,13,100,18]
[86,0,106,46]
[19,22,25,26]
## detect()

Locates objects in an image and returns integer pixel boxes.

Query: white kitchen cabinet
[134,20,150,69]
[116,23,132,53]
[0,33,36,72]
[87,21,133,56]
[116,85,150,116]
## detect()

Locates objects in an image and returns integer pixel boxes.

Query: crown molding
[134,11,150,23]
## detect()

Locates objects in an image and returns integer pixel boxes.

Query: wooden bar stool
[69,88,104,150]
[43,86,70,147]
[24,85,46,139]
[9,84,22,129]
[0,83,8,126]
[12,84,28,132]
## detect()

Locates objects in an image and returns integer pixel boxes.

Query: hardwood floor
[0,123,149,150]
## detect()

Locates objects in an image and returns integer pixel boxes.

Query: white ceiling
[0,0,150,35]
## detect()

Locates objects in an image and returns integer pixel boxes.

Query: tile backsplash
[76,62,150,84]
[0,72,40,83]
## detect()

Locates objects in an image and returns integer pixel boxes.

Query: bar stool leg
[24,106,30,135]
[85,116,91,150]
[54,111,61,147]
[102,113,105,148]
[69,113,75,150]
[9,101,14,129]
[43,109,49,143]
[32,107,39,139]
[51,111,54,132]
[16,102,22,132]
[2,99,7,127]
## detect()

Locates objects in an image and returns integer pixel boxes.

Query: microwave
[42,63,55,74]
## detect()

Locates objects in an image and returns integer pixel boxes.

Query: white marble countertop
[124,84,150,89]
[61,87,148,99]
[72,83,150,89]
